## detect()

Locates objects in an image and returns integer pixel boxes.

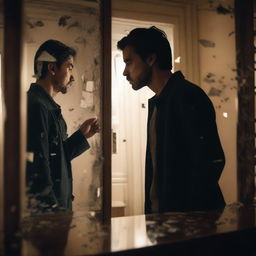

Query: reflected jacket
[145,71,226,214]
[26,83,90,211]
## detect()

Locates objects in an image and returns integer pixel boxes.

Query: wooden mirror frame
[2,0,255,254]
[3,0,111,254]
[235,0,255,204]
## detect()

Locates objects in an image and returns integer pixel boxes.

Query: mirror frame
[2,0,255,254]
[3,0,23,254]
[235,0,255,204]
[3,0,111,254]
[101,0,112,223]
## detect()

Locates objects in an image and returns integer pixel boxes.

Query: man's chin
[60,87,68,94]
[132,85,140,90]
[132,83,145,91]
[61,83,73,94]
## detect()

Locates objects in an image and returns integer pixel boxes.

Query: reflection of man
[117,27,225,214]
[22,212,73,255]
[26,39,99,212]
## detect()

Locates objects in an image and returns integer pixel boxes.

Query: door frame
[112,0,200,85]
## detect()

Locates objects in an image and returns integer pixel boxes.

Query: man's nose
[123,67,128,77]
[70,75,75,82]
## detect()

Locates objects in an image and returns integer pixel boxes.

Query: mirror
[23,0,104,214]
[111,0,238,217]
[3,0,247,221]
[1,0,255,254]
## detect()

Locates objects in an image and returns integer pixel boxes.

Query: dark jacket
[145,71,225,214]
[26,83,89,212]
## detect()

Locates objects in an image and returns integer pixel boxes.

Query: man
[117,27,225,214]
[26,39,99,212]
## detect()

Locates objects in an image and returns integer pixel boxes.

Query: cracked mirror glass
[23,0,103,216]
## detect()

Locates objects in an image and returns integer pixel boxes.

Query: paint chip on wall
[216,4,233,15]
[208,87,222,96]
[75,36,87,45]
[58,15,71,26]
[223,112,228,118]
[174,56,181,63]
[199,39,215,48]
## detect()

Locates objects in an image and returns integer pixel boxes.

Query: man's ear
[48,63,55,75]
[146,53,157,67]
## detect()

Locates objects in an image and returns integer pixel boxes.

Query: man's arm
[183,96,225,181]
[64,117,99,161]
[179,90,225,209]
[63,129,90,160]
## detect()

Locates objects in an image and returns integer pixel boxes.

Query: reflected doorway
[111,18,174,217]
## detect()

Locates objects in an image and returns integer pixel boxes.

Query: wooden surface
[235,0,255,203]
[21,203,256,255]
[3,0,23,255]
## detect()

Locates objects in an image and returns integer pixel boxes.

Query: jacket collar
[28,83,61,110]
[149,71,185,104]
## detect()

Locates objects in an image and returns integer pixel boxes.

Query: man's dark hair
[34,39,76,80]
[117,26,172,70]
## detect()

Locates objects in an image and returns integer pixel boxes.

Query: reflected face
[53,56,74,94]
[122,45,152,90]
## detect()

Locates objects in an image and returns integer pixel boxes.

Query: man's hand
[79,117,99,139]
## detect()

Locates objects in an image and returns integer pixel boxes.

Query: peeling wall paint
[23,0,103,213]
[199,39,216,47]
[197,0,237,204]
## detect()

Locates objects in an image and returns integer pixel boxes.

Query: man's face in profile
[122,45,152,90]
[53,56,75,94]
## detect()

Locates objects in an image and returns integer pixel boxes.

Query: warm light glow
[223,112,228,118]
[174,56,181,63]
[97,187,101,198]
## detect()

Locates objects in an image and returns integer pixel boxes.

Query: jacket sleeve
[26,103,59,211]
[64,129,90,161]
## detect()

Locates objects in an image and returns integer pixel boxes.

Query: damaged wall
[23,0,103,213]
[197,0,237,203]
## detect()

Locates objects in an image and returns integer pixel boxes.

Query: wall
[23,0,103,212]
[197,0,237,203]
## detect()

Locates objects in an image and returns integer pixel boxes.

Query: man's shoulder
[181,79,209,101]
[27,84,54,110]
[167,77,212,111]
[27,93,56,123]
[165,72,205,96]
[28,91,49,110]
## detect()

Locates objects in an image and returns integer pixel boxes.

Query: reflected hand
[79,117,99,139]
